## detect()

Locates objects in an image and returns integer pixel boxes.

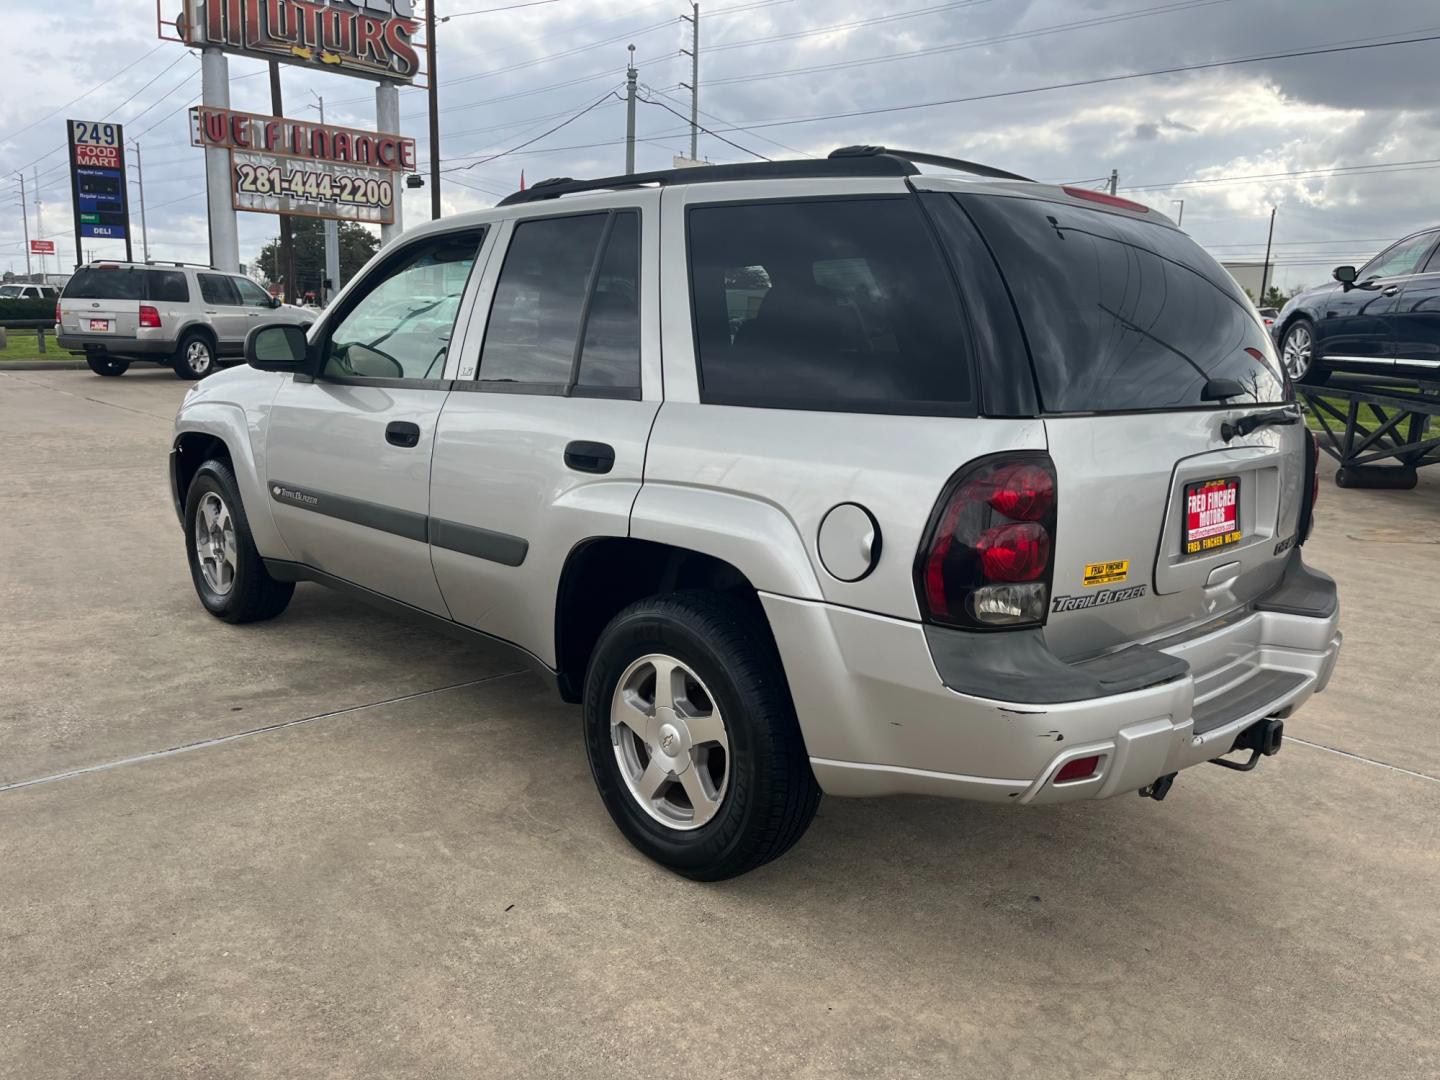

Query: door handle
[564,440,615,474]
[386,421,421,448]
[1382,285,1401,297]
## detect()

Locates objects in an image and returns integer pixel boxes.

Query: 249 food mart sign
[171,0,420,82]
[191,107,416,225]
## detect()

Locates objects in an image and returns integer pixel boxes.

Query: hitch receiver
[1210,717,1284,772]
[1139,772,1177,801]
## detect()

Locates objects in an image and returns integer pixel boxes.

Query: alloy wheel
[610,653,730,830]
[187,339,213,376]
[1282,325,1312,381]
[193,491,237,595]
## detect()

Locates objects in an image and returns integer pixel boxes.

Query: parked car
[1258,306,1278,332]
[57,261,312,379]
[0,283,58,301]
[1273,226,1440,384]
[171,148,1340,879]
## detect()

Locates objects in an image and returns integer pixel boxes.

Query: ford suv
[58,261,311,379]
[169,148,1341,880]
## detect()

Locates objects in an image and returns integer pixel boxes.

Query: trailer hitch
[1210,717,1284,772]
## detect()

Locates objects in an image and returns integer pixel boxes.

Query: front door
[1390,238,1440,372]
[231,274,285,343]
[429,196,660,663]
[196,272,248,353]
[264,227,490,616]
[1316,231,1438,370]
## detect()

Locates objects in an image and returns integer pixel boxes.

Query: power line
[705,0,998,54]
[0,43,166,145]
[441,0,562,19]
[636,91,769,161]
[444,90,623,171]
[646,85,817,158]
[1122,157,1440,192]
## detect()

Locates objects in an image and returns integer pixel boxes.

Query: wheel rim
[1282,325,1312,380]
[193,491,237,595]
[187,340,212,374]
[610,653,730,831]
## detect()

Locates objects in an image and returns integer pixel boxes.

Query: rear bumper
[763,555,1340,803]
[58,333,175,356]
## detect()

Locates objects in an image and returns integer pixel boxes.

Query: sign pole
[201,48,240,271]
[376,83,404,246]
[118,126,133,263]
[425,0,440,220]
[268,61,297,303]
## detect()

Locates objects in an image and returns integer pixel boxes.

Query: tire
[174,331,216,380]
[583,592,821,881]
[85,354,129,376]
[1281,319,1328,386]
[183,459,294,623]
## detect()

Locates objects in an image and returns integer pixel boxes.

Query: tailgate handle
[385,421,421,448]
[1205,561,1242,589]
[564,440,615,474]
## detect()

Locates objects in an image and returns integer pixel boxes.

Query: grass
[0,329,76,363]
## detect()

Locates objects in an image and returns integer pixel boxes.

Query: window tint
[323,230,482,381]
[952,193,1286,412]
[479,213,608,386]
[63,267,146,300]
[687,198,974,414]
[233,276,273,308]
[0,285,20,298]
[198,273,240,306]
[146,270,189,303]
[1362,232,1437,281]
[576,211,641,392]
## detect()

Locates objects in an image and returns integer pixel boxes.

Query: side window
[232,276,274,308]
[322,229,483,381]
[1361,232,1437,281]
[478,213,608,388]
[198,273,240,306]
[576,211,641,393]
[687,198,974,414]
[145,270,189,303]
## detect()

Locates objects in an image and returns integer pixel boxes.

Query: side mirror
[268,295,282,308]
[1333,264,1358,286]
[246,323,310,372]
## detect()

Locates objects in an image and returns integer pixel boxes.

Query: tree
[255,218,379,299]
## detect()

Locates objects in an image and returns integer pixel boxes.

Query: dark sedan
[1273,225,1440,384]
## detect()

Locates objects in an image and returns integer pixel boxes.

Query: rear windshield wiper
[1222,407,1300,442]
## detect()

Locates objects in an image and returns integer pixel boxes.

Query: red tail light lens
[1055,755,1101,783]
[138,304,161,328]
[54,300,61,324]
[917,453,1058,629]
[1061,186,1150,213]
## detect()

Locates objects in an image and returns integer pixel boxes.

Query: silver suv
[170,148,1342,880]
[58,261,311,379]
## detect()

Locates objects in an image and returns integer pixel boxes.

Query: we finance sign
[177,0,420,83]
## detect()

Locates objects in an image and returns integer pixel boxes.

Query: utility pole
[680,4,699,161]
[1172,199,1184,226]
[18,173,32,278]
[1258,206,1277,307]
[1108,168,1118,196]
[269,60,296,304]
[309,93,341,302]
[132,142,150,261]
[625,45,638,176]
[425,0,441,219]
[376,83,403,246]
[33,166,43,278]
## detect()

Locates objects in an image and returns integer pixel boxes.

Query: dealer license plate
[1184,476,1241,556]
[88,319,111,332]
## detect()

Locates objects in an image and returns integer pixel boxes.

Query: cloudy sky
[3,0,1439,292]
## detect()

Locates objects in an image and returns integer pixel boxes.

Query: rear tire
[85,354,129,376]
[183,459,294,623]
[174,332,216,380]
[583,592,821,881]
[1282,319,1328,386]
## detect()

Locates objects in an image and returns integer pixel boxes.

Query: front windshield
[0,285,22,298]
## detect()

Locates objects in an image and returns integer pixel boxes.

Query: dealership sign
[30,240,56,255]
[67,120,131,244]
[191,107,415,225]
[175,0,420,83]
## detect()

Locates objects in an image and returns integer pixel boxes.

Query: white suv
[170,148,1341,879]
[57,261,311,379]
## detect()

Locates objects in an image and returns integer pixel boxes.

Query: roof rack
[496,145,1030,206]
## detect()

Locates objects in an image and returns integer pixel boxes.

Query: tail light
[138,304,162,328]
[54,300,61,324]
[916,453,1058,629]
[1297,431,1321,545]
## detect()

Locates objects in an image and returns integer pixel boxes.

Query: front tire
[86,354,129,376]
[174,332,216,380]
[183,459,294,623]
[1282,319,1328,386]
[583,592,821,881]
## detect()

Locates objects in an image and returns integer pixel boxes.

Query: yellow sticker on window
[1083,560,1129,587]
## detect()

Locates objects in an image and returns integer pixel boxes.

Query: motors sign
[191,107,414,225]
[66,119,132,261]
[174,0,420,83]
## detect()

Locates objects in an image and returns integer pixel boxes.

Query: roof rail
[495,145,1031,206]
[829,145,1033,182]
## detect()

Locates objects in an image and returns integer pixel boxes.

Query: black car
[1273,225,1440,384]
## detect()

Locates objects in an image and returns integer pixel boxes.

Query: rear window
[953,193,1287,412]
[687,197,974,415]
[62,267,189,303]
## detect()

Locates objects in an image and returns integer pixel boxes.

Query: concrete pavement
[2,368,1437,1079]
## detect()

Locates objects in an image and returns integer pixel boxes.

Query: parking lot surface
[2,367,1437,1079]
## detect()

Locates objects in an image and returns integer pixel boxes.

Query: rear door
[230,274,285,342]
[58,265,145,339]
[196,273,247,352]
[1318,230,1439,371]
[948,189,1304,659]
[1390,234,1440,371]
